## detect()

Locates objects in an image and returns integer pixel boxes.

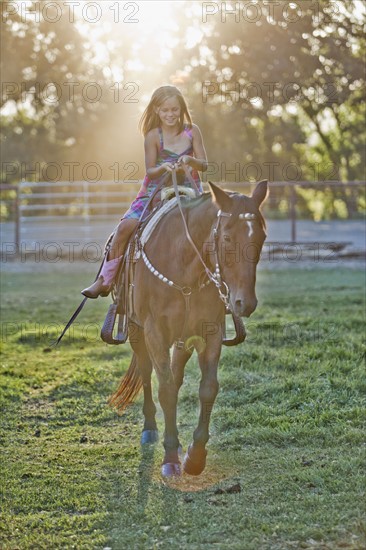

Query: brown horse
[109,180,268,477]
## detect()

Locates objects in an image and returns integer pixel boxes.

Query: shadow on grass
[136,444,158,508]
[16,333,99,347]
[42,383,131,425]
[15,333,132,360]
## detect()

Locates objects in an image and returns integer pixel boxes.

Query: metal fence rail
[17,180,137,222]
[1,180,364,250]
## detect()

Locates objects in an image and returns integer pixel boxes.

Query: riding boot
[81,256,122,299]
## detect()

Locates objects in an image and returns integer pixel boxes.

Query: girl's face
[155,96,181,128]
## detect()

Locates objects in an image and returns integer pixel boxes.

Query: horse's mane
[181,189,266,231]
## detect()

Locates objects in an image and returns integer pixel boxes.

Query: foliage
[0,1,365,219]
[1,4,105,161]
[174,1,365,182]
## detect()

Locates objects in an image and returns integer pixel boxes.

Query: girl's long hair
[139,85,192,136]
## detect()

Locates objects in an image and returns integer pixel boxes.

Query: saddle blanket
[132,197,179,261]
[132,185,198,261]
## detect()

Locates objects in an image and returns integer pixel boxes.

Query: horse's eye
[223,235,231,242]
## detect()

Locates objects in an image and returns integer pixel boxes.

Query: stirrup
[101,303,128,345]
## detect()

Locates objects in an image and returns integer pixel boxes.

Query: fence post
[290,184,296,242]
[0,184,20,253]
[15,185,20,252]
[83,181,90,221]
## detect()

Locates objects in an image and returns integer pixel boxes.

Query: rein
[171,168,232,310]
[139,168,232,311]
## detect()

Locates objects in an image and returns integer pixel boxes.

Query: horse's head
[208,180,268,317]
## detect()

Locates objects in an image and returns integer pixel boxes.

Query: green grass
[0,266,365,549]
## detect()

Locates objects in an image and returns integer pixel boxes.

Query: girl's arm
[144,130,173,179]
[178,124,208,172]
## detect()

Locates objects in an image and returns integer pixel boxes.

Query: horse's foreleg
[183,335,222,476]
[144,326,181,477]
[171,347,193,456]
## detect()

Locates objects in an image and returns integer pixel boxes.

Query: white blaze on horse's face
[239,212,256,237]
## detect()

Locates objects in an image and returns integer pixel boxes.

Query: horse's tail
[108,353,143,414]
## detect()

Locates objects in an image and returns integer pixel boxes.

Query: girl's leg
[82,218,138,298]
[108,218,139,259]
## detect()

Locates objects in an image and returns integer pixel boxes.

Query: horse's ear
[251,180,268,207]
[208,182,232,212]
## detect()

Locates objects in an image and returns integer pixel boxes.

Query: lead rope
[53,267,102,346]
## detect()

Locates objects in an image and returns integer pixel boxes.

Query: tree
[1,0,113,182]
[166,1,365,183]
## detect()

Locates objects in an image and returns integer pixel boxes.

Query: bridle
[211,208,257,307]
[142,167,257,313]
[174,167,235,309]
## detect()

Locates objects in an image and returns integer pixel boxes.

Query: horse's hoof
[140,430,159,445]
[183,446,207,476]
[161,462,182,478]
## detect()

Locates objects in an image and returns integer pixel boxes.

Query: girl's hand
[161,162,174,173]
[173,155,192,173]
[177,155,192,166]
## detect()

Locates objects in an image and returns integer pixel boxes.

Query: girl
[82,85,208,298]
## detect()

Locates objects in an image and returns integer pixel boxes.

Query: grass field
[0,264,365,549]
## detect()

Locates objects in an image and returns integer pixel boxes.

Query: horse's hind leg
[130,324,158,444]
[139,352,158,444]
[183,335,221,476]
[171,346,192,391]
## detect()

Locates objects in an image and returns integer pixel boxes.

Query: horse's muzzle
[234,298,258,318]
